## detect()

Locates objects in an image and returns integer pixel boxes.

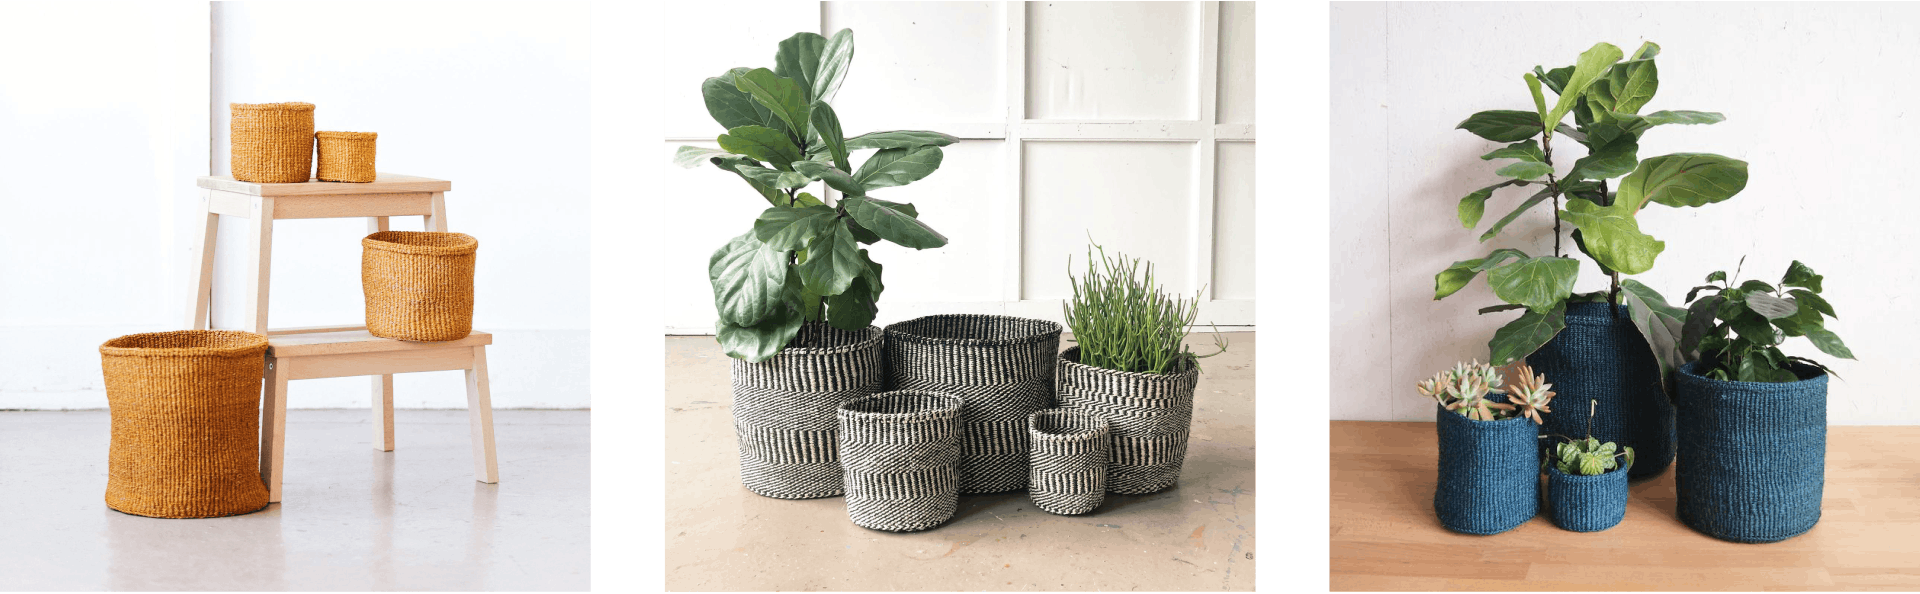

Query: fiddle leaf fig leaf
[1457,110,1545,142]
[733,163,812,189]
[1495,161,1554,181]
[1545,42,1624,128]
[853,146,944,189]
[791,161,865,196]
[825,275,878,330]
[715,303,805,363]
[841,130,961,151]
[1458,180,1523,228]
[844,197,947,249]
[796,224,864,297]
[774,32,827,103]
[1556,199,1664,275]
[733,68,812,139]
[709,155,790,207]
[1480,140,1544,162]
[1487,256,1580,312]
[718,125,803,169]
[702,70,764,131]
[708,232,791,327]
[1433,248,1529,300]
[1525,72,1548,124]
[675,146,736,168]
[753,205,839,251]
[1479,188,1553,242]
[1489,302,1568,366]
[1587,49,1658,115]
[809,101,851,172]
[1617,153,1749,211]
[1568,135,1638,180]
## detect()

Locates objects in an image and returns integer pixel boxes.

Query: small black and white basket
[837,390,965,532]
[1027,409,1110,515]
[884,314,1062,493]
[730,323,884,499]
[1055,346,1200,494]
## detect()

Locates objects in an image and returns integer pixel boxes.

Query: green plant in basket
[1546,400,1635,475]
[1063,242,1226,374]
[1417,361,1554,422]
[675,29,959,362]
[1674,259,1855,383]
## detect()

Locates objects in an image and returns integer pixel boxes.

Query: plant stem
[1542,135,1563,258]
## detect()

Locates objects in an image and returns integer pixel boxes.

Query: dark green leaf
[1568,135,1639,181]
[1457,110,1544,142]
[710,155,790,207]
[825,275,877,330]
[1782,260,1824,293]
[1587,52,1658,115]
[1707,270,1727,283]
[702,70,764,130]
[1433,248,1530,300]
[1617,153,1749,211]
[1771,301,1825,337]
[1535,65,1573,95]
[1680,295,1722,358]
[797,224,863,296]
[1487,256,1580,312]
[841,130,961,151]
[1478,188,1553,241]
[810,102,851,172]
[853,146,944,189]
[1478,303,1529,315]
[1684,284,1720,304]
[1620,279,1688,396]
[753,205,839,250]
[790,161,865,196]
[733,68,812,138]
[1489,303,1568,365]
[1738,279,1777,294]
[1612,110,1725,136]
[1726,310,1780,347]
[1494,161,1554,181]
[718,125,803,169]
[844,196,947,249]
[1805,327,1856,360]
[1788,289,1834,318]
[815,29,855,103]
[1480,140,1544,162]
[774,32,829,103]
[1556,198,1664,274]
[715,304,805,363]
[708,232,790,326]
[733,163,812,189]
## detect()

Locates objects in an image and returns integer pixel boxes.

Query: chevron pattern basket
[885,314,1062,493]
[1027,410,1109,515]
[730,323,884,499]
[1674,360,1829,543]
[1055,346,1199,494]
[837,390,964,532]
[1525,301,1675,479]
[1433,399,1539,535]
[1546,465,1628,532]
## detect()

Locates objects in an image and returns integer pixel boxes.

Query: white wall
[1331,2,1916,424]
[0,1,589,409]
[660,1,1256,333]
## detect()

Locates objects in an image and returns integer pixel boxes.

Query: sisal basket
[1055,346,1199,494]
[1027,409,1109,515]
[100,330,271,518]
[230,102,315,183]
[1526,301,1675,479]
[731,323,884,499]
[363,231,478,342]
[884,314,1061,493]
[315,131,377,183]
[837,390,964,532]
[1432,397,1541,535]
[1546,464,1629,532]
[1674,361,1829,543]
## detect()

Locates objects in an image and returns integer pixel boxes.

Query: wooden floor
[1331,421,1920,591]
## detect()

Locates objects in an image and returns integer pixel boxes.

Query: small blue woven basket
[1546,464,1628,532]
[1433,400,1540,535]
[1526,301,1675,479]
[1674,360,1828,543]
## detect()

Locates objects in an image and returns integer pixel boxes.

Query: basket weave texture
[1027,409,1109,515]
[837,390,964,532]
[1674,360,1829,543]
[1546,465,1628,532]
[731,324,884,499]
[100,330,271,518]
[315,131,377,183]
[1055,346,1198,494]
[1526,301,1676,479]
[363,231,478,342]
[1433,399,1539,535]
[230,102,315,183]
[884,314,1061,493]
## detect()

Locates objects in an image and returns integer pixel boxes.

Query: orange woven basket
[315,131,377,183]
[99,330,271,518]
[230,102,315,183]
[364,231,478,342]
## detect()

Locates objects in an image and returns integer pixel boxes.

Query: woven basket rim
[364,231,478,256]
[1432,401,1537,429]
[1561,301,1634,326]
[1676,359,1829,389]
[317,131,377,140]
[885,314,1062,346]
[1545,462,1631,481]
[1027,409,1108,440]
[838,390,963,423]
[231,102,315,112]
[100,330,268,358]
[1058,346,1199,380]
[775,324,883,357]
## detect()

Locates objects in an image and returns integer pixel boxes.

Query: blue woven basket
[1525,301,1674,479]
[1433,400,1540,535]
[1674,360,1828,543]
[1546,465,1628,532]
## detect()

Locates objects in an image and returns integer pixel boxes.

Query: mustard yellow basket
[316,131,377,183]
[363,231,478,342]
[229,102,315,183]
[100,330,272,518]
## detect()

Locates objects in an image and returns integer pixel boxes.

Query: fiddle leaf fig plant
[677,29,959,362]
[1677,259,1855,383]
[1436,41,1749,388]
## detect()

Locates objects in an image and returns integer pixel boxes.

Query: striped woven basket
[363,231,477,342]
[837,390,964,532]
[1055,346,1199,495]
[1546,465,1628,532]
[315,131,377,183]
[230,102,315,183]
[1525,301,1675,479]
[1433,399,1539,535]
[731,323,884,499]
[1674,360,1829,543]
[100,330,271,518]
[1027,409,1109,515]
[884,314,1061,493]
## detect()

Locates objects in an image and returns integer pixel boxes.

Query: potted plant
[1055,242,1225,495]
[1543,400,1634,532]
[1434,40,1749,479]
[674,29,958,499]
[1667,259,1853,542]
[1419,361,1551,535]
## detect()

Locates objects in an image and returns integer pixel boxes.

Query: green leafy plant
[1546,401,1635,475]
[1434,41,1749,384]
[676,29,960,362]
[1415,361,1553,423]
[1063,242,1225,374]
[1674,259,1855,383]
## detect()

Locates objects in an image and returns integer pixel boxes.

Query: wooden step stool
[187,173,498,503]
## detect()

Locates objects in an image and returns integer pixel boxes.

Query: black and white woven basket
[884,314,1062,493]
[836,390,965,532]
[1055,346,1200,495]
[1027,409,1110,515]
[730,323,884,499]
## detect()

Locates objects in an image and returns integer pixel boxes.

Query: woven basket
[1433,399,1539,535]
[363,231,477,342]
[230,102,315,183]
[1674,360,1829,543]
[315,131,377,183]
[1027,409,1109,515]
[1526,301,1675,479]
[884,314,1061,493]
[837,390,964,532]
[1055,346,1198,494]
[1546,465,1628,532]
[99,330,271,518]
[731,323,884,499]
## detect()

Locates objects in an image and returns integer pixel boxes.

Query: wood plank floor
[1331,421,1920,591]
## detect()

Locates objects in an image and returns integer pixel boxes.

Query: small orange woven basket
[315,131,377,183]
[230,102,315,183]
[99,330,271,518]
[364,231,478,342]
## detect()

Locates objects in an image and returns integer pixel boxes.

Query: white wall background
[661,1,1256,333]
[1331,2,1916,424]
[0,1,589,409]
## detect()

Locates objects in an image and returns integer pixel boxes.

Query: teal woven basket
[1525,301,1675,479]
[1674,360,1829,543]
[1433,398,1540,535]
[1545,465,1628,532]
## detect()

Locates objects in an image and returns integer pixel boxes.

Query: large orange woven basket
[315,131,377,183]
[99,330,271,518]
[364,231,478,342]
[230,102,315,183]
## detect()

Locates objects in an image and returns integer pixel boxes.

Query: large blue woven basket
[1674,360,1829,543]
[1546,465,1628,532]
[1525,301,1674,479]
[1433,400,1539,535]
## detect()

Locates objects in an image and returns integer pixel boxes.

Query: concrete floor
[664,332,1256,591]
[0,409,589,591]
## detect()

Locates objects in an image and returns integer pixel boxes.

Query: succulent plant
[1505,363,1555,425]
[1546,400,1634,475]
[1416,360,1539,422]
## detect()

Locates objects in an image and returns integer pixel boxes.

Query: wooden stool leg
[372,375,395,451]
[261,355,291,503]
[185,190,218,330]
[464,346,499,483]
[426,192,449,232]
[242,196,275,334]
